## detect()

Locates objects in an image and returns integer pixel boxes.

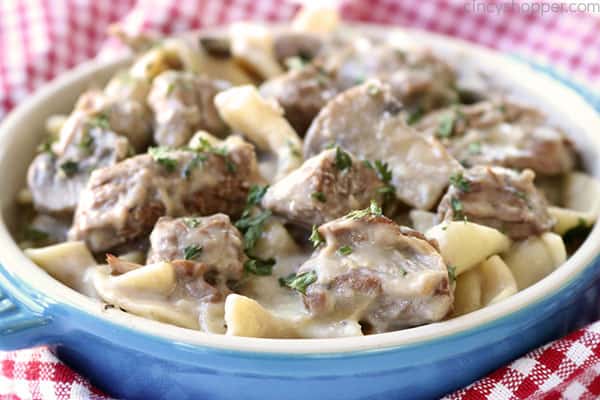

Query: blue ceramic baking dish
[0,26,599,400]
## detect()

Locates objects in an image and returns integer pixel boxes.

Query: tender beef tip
[262,148,384,227]
[415,99,576,175]
[298,213,453,333]
[273,32,323,65]
[69,136,260,252]
[75,89,152,152]
[304,81,462,210]
[260,65,338,136]
[27,112,131,214]
[437,166,555,240]
[319,41,458,112]
[147,71,230,147]
[146,215,246,302]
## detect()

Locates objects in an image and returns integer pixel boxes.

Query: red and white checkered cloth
[1,1,600,399]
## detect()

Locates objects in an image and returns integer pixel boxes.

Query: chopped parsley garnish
[468,142,481,155]
[406,107,423,125]
[366,83,381,96]
[311,191,326,203]
[149,147,177,172]
[287,140,302,158]
[363,159,374,169]
[345,200,383,220]
[182,154,207,179]
[337,245,353,256]
[183,245,203,260]
[246,185,269,210]
[23,226,49,242]
[279,270,317,295]
[235,211,272,253]
[59,160,78,177]
[447,265,456,283]
[449,172,471,192]
[183,217,201,228]
[88,113,111,130]
[79,131,94,153]
[334,146,352,171]
[284,56,307,70]
[244,257,276,276]
[309,225,325,248]
[235,185,275,274]
[514,190,527,201]
[450,197,465,220]
[190,139,236,173]
[374,160,392,184]
[437,113,455,138]
[166,82,176,95]
[373,159,396,205]
[37,138,55,155]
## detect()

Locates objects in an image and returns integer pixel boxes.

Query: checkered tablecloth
[1,1,600,399]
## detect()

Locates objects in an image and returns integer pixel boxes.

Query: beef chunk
[148,71,230,147]
[260,65,338,136]
[437,166,555,239]
[415,99,576,175]
[262,147,384,227]
[69,137,260,252]
[296,211,452,333]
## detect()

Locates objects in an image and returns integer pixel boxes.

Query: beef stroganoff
[16,6,600,338]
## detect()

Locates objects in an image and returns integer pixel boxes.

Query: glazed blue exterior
[1,63,600,400]
[1,255,600,400]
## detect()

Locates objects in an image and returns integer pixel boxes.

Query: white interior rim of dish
[0,24,599,355]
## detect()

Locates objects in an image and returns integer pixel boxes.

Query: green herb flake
[166,82,176,95]
[449,172,471,192]
[345,200,383,220]
[183,217,201,228]
[337,245,353,256]
[468,142,481,155]
[244,257,276,276]
[149,147,177,172]
[287,141,302,158]
[405,107,423,125]
[374,160,392,184]
[23,226,49,242]
[309,225,325,248]
[246,185,269,209]
[88,113,111,130]
[59,160,78,177]
[366,83,381,96]
[79,131,94,153]
[235,211,272,253]
[279,270,317,295]
[311,191,326,203]
[284,56,306,71]
[362,159,374,169]
[334,146,352,171]
[183,245,203,260]
[37,138,55,155]
[436,113,455,138]
[182,154,207,179]
[450,197,464,220]
[447,265,457,283]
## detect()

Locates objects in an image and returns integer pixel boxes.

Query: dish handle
[0,266,54,351]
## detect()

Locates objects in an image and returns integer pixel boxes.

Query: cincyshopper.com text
[464,1,600,15]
